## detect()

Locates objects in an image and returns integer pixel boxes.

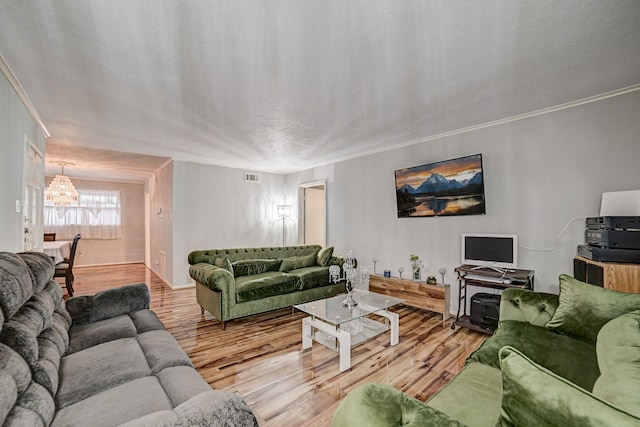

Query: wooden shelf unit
[369,274,451,326]
[574,256,640,293]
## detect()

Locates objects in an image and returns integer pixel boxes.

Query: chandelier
[45,162,79,206]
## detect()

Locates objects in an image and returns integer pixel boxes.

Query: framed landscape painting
[395,153,486,217]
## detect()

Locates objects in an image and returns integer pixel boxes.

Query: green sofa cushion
[496,346,640,427]
[231,259,282,277]
[316,247,334,267]
[468,320,599,391]
[214,257,233,274]
[331,383,465,427]
[427,362,501,427]
[235,272,299,303]
[290,266,331,290]
[592,310,640,418]
[279,252,318,272]
[545,274,640,343]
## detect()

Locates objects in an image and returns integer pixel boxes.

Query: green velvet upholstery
[279,252,318,272]
[189,245,347,324]
[426,362,502,427]
[496,346,640,427]
[468,320,599,391]
[592,310,640,418]
[232,259,282,277]
[545,274,640,343]
[332,383,465,427]
[333,280,640,427]
[290,266,333,290]
[235,272,299,302]
[214,257,233,274]
[316,246,334,267]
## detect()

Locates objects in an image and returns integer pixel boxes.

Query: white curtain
[44,189,122,240]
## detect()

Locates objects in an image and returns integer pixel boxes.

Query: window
[44,189,122,240]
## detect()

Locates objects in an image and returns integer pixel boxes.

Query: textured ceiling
[1,1,640,180]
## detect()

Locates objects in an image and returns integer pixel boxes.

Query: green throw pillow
[316,246,334,266]
[214,257,233,274]
[592,310,640,418]
[496,346,640,427]
[231,259,282,277]
[279,252,318,272]
[545,274,640,343]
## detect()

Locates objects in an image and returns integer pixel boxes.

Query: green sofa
[188,245,347,329]
[332,274,640,426]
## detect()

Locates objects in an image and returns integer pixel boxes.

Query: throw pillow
[496,346,640,427]
[545,274,640,343]
[279,252,318,272]
[592,310,640,418]
[214,257,233,274]
[232,259,282,277]
[316,246,334,266]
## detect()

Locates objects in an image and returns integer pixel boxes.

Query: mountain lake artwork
[395,154,486,217]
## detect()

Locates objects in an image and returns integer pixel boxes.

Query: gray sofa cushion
[57,337,152,408]
[52,377,174,427]
[67,310,166,354]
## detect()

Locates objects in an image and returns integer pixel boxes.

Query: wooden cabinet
[369,274,450,326]
[574,256,640,293]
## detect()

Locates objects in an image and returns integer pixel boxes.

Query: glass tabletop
[295,291,404,326]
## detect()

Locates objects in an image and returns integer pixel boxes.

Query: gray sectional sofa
[189,245,348,328]
[0,251,258,426]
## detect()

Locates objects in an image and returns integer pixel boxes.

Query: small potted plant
[410,254,423,280]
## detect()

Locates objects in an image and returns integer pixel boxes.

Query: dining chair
[54,234,81,296]
[44,232,56,241]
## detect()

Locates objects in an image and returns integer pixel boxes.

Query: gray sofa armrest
[332,383,466,427]
[65,283,150,325]
[118,390,258,427]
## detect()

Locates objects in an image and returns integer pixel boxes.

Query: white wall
[290,90,640,310]
[171,161,287,288]
[0,71,46,251]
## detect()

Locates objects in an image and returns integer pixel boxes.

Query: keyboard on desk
[463,274,512,284]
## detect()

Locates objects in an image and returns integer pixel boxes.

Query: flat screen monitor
[461,233,518,270]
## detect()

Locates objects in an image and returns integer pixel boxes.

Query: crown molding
[0,50,50,138]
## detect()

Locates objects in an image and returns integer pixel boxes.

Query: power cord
[479,216,588,252]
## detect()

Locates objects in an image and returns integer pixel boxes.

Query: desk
[43,241,71,264]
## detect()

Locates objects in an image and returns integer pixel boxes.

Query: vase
[413,268,420,280]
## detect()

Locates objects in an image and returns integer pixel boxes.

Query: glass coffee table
[295,291,404,372]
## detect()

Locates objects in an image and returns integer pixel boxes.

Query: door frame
[297,180,326,246]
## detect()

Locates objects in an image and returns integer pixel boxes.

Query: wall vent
[244,172,260,183]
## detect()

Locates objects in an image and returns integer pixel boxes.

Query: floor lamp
[277,205,292,246]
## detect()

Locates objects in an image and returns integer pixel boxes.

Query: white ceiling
[1,1,640,181]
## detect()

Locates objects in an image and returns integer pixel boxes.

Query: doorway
[298,181,326,246]
[23,138,44,251]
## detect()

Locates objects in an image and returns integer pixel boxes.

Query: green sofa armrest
[189,262,236,293]
[65,283,150,326]
[499,288,558,327]
[332,383,466,427]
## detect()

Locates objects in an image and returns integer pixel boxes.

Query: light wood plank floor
[63,263,488,426]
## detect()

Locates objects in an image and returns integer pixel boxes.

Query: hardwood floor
[64,263,488,426]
